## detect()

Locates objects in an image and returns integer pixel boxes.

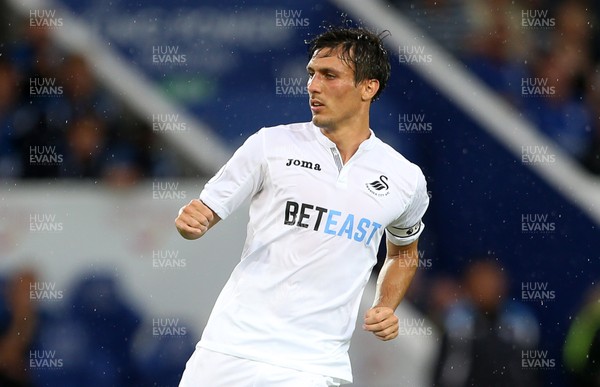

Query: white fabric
[196,122,429,383]
[179,347,341,387]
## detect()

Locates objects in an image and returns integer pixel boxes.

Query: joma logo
[285,158,321,171]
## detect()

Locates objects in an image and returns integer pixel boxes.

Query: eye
[325,73,336,79]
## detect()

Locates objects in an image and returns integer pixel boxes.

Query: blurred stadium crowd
[0,269,197,386]
[391,0,600,174]
[406,257,600,387]
[0,0,599,181]
[2,260,599,386]
[0,5,193,184]
[0,0,599,386]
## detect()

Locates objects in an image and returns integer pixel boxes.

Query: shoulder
[379,139,422,173]
[258,122,313,137]
[372,136,426,189]
[250,122,315,152]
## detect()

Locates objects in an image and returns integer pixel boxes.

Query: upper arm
[386,238,419,262]
[385,169,429,246]
[199,130,266,220]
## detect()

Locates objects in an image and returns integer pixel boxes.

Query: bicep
[385,170,429,246]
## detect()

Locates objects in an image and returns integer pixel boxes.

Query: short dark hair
[307,27,391,101]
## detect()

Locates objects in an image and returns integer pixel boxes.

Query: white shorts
[179,347,341,387]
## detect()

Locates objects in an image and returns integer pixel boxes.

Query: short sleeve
[385,169,429,246]
[199,129,266,219]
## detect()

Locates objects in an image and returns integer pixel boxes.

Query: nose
[307,74,320,94]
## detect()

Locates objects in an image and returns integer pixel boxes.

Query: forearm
[372,242,419,310]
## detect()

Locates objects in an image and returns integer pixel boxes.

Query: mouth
[310,99,324,113]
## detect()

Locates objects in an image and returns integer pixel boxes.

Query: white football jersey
[198,122,429,383]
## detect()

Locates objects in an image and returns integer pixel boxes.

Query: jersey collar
[310,122,377,151]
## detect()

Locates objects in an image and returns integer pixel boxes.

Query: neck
[320,114,371,164]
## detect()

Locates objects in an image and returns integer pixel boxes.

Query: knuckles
[185,200,214,221]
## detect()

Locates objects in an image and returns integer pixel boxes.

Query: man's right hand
[175,199,220,240]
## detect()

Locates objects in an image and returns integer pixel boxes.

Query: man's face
[306,47,365,130]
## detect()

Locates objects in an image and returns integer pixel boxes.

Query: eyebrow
[306,65,340,75]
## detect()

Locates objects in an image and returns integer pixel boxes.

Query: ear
[361,79,380,101]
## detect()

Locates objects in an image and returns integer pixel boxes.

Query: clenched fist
[175,199,220,240]
[363,306,399,341]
